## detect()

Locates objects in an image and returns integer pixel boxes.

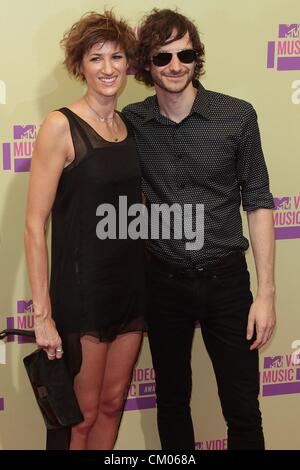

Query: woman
[24,11,146,450]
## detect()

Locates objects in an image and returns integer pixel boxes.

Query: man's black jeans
[146,253,265,450]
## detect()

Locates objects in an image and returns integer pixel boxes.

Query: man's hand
[246,295,276,350]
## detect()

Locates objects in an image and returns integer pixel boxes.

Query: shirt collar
[190,81,211,120]
[144,80,211,123]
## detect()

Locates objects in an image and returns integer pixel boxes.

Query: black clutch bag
[0,328,84,430]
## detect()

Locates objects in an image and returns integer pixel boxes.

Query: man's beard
[152,70,195,94]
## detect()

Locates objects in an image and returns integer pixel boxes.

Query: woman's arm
[24,111,71,359]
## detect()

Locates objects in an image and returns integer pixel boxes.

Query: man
[123,9,275,450]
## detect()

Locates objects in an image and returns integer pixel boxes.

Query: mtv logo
[268,25,300,71]
[278,24,300,38]
[0,340,6,364]
[264,356,283,369]
[273,197,291,210]
[17,300,33,314]
[13,125,36,140]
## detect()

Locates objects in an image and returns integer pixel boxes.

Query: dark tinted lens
[177,49,197,63]
[152,52,172,67]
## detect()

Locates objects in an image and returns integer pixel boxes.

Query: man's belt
[147,251,246,279]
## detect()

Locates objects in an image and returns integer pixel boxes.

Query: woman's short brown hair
[61,11,136,82]
[135,9,205,87]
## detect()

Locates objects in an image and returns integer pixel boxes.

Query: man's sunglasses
[151,49,198,67]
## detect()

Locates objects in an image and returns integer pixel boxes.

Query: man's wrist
[256,286,276,298]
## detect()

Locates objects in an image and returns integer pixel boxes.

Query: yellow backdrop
[0,0,299,450]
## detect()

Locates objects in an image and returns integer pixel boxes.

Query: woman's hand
[34,316,63,360]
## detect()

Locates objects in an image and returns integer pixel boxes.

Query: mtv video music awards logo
[0,80,6,104]
[5,300,35,343]
[124,367,156,411]
[267,24,300,71]
[273,196,300,240]
[195,438,227,451]
[262,347,300,397]
[2,125,36,172]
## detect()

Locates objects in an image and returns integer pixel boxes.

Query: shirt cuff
[242,191,275,211]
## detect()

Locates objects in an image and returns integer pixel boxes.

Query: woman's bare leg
[86,332,142,450]
[69,336,108,450]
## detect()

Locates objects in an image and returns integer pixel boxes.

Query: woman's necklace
[84,96,119,142]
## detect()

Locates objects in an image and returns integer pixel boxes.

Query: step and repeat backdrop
[0,0,299,450]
